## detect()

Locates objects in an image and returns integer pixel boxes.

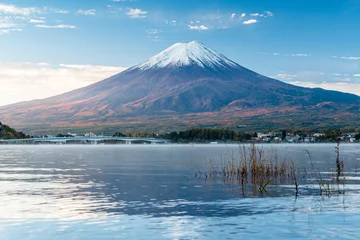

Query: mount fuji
[1,41,360,132]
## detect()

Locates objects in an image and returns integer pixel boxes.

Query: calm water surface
[0,144,360,239]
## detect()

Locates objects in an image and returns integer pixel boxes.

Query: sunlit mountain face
[1,41,359,132]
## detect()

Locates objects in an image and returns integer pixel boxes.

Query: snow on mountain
[133,41,239,70]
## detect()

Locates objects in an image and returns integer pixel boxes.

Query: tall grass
[202,142,295,192]
[198,141,345,197]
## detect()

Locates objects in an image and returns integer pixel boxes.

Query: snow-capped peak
[133,41,239,70]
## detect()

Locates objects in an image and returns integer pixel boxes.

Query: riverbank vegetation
[197,141,345,197]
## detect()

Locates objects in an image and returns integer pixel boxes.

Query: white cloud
[0,22,18,28]
[44,8,69,14]
[0,3,39,15]
[339,78,351,82]
[243,19,258,25]
[54,9,69,14]
[354,74,360,77]
[126,8,147,18]
[29,19,45,23]
[0,6,33,33]
[35,24,76,29]
[0,62,127,106]
[271,73,298,81]
[288,81,360,96]
[331,73,349,76]
[168,11,271,30]
[271,52,311,57]
[0,28,22,35]
[341,57,360,60]
[250,13,263,17]
[188,25,209,30]
[146,29,160,35]
[250,11,273,18]
[291,53,311,57]
[146,29,161,40]
[265,11,273,17]
[0,4,71,35]
[332,55,360,60]
[77,9,96,16]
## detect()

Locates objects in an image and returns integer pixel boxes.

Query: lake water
[1,144,360,239]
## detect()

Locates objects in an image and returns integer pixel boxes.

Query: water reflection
[0,144,360,239]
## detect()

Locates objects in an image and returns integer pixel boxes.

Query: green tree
[355,134,360,140]
[281,130,287,140]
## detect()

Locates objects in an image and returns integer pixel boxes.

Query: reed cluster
[199,142,298,193]
[198,141,345,197]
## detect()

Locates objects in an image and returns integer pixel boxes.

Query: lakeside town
[23,129,360,144]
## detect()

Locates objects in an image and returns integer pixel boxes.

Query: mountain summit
[1,41,360,132]
[133,41,238,70]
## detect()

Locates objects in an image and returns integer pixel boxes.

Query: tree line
[113,128,360,143]
[114,129,255,143]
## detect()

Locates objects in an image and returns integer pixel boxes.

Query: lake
[0,144,360,239]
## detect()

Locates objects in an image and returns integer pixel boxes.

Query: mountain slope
[1,41,359,132]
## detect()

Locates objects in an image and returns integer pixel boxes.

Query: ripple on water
[0,144,360,239]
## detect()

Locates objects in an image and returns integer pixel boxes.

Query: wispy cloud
[0,3,39,15]
[77,9,96,16]
[42,7,69,14]
[0,3,73,35]
[250,11,273,18]
[0,21,19,29]
[271,72,298,81]
[331,73,349,76]
[260,52,312,57]
[269,71,360,96]
[51,9,69,14]
[243,19,258,25]
[0,28,22,35]
[288,81,360,96]
[264,11,273,17]
[188,25,209,30]
[146,29,161,35]
[250,13,263,17]
[291,53,311,57]
[29,18,45,24]
[35,24,76,29]
[126,8,147,18]
[146,29,161,40]
[0,62,127,106]
[0,11,26,33]
[332,55,360,60]
[168,10,271,31]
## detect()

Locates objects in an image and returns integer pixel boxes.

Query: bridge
[0,137,171,145]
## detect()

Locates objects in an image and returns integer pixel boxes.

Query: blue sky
[1,0,360,105]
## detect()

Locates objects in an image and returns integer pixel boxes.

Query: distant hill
[0,41,359,133]
[0,122,29,139]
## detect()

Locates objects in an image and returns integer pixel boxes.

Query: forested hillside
[0,122,29,139]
